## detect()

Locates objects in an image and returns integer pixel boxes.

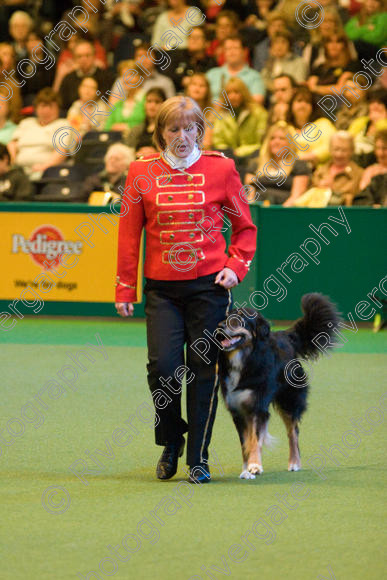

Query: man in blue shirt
[206,35,265,105]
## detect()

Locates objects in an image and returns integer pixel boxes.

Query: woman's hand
[215,268,239,289]
[115,302,134,317]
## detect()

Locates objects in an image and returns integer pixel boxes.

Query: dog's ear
[254,315,270,342]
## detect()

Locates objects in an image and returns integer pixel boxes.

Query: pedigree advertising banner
[0,211,122,303]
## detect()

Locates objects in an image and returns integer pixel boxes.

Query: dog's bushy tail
[288,293,341,360]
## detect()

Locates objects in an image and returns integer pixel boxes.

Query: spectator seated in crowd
[8,88,68,182]
[345,0,387,60]
[104,62,146,135]
[184,73,214,149]
[252,10,291,72]
[335,80,369,130]
[0,42,22,115]
[267,73,296,124]
[306,34,359,99]
[206,35,265,104]
[354,128,387,206]
[82,143,134,202]
[108,44,174,109]
[67,76,108,136]
[133,43,175,99]
[21,31,56,107]
[0,86,19,145]
[348,90,387,167]
[8,10,32,63]
[0,143,32,201]
[245,120,311,205]
[53,31,107,93]
[212,77,268,175]
[58,39,114,112]
[167,26,217,92]
[296,131,364,207]
[207,10,244,66]
[286,86,336,166]
[261,31,307,92]
[243,0,277,46]
[151,0,192,50]
[126,87,167,152]
[302,5,349,73]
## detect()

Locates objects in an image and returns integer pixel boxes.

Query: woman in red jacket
[115,96,257,483]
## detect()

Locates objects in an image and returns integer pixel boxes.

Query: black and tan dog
[217,293,340,479]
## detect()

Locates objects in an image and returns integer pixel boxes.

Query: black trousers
[144,273,232,467]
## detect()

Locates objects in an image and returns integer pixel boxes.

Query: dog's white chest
[224,351,253,410]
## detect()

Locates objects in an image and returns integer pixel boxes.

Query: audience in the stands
[0,0,384,207]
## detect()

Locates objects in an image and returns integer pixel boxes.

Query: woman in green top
[104,62,146,134]
[212,77,267,176]
[345,0,387,60]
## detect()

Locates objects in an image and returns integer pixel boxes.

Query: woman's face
[79,78,98,102]
[269,129,288,156]
[227,88,243,109]
[292,97,312,119]
[36,102,59,125]
[331,138,352,165]
[375,138,387,166]
[187,76,208,102]
[145,93,163,119]
[325,38,346,59]
[162,114,198,158]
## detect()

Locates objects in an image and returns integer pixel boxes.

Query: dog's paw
[239,470,256,480]
[288,462,301,472]
[248,463,263,475]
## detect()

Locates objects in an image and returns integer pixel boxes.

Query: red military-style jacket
[115,151,257,303]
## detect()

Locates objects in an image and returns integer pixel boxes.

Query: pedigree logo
[12,225,83,269]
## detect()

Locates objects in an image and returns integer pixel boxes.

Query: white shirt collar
[162,144,201,170]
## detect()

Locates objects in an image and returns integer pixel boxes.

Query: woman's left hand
[215,268,239,289]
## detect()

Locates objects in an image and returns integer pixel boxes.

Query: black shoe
[156,437,185,480]
[188,463,211,484]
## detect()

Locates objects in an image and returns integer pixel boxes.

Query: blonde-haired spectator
[308,131,363,207]
[212,77,267,173]
[245,121,311,205]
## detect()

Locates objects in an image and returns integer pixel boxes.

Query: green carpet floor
[1,318,386,580]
